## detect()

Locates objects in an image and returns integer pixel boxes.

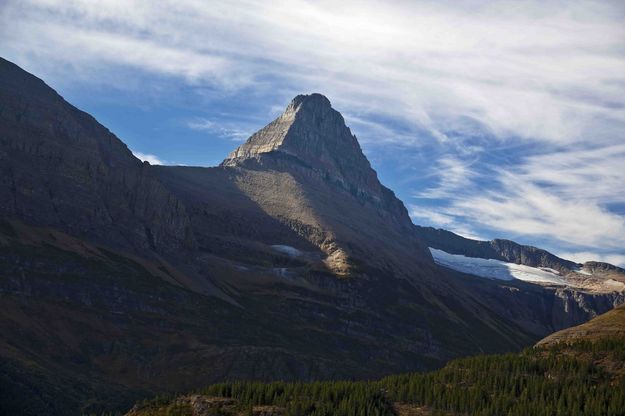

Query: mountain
[416,226,625,293]
[415,226,579,272]
[0,58,193,257]
[0,57,624,415]
[191,91,432,278]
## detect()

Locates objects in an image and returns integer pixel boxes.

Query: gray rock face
[223,94,376,194]
[0,57,194,256]
[222,94,411,230]
[489,239,579,273]
[536,303,625,347]
[551,288,625,328]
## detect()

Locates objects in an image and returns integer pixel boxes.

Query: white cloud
[559,251,625,268]
[132,151,163,165]
[341,113,421,146]
[417,145,625,252]
[409,204,483,241]
[187,118,251,141]
[2,0,624,144]
[509,143,625,204]
[417,156,477,199]
[453,178,625,249]
[410,205,456,227]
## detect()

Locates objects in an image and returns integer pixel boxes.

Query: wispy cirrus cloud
[2,0,624,265]
[417,156,477,199]
[186,118,251,141]
[453,174,625,249]
[409,204,483,241]
[132,151,164,165]
[413,143,625,264]
[2,0,624,144]
[510,143,625,204]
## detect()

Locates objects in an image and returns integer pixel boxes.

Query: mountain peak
[221,93,380,195]
[288,92,332,112]
[221,93,417,235]
[222,93,343,165]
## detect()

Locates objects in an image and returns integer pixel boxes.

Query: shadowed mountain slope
[218,92,432,277]
[0,57,194,257]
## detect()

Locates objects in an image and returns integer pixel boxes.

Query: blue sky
[1,0,625,265]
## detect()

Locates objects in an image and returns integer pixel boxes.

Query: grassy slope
[537,304,625,346]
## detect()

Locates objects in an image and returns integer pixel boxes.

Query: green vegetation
[382,339,625,416]
[131,339,625,416]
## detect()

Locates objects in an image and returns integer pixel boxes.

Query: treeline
[131,339,625,416]
[202,380,394,416]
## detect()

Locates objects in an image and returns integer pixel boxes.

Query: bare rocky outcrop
[416,225,625,297]
[222,93,415,234]
[488,239,579,273]
[222,94,382,201]
[583,261,625,275]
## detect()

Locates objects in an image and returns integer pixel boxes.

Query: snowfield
[271,245,303,257]
[429,248,567,285]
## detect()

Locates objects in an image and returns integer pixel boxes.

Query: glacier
[429,247,566,285]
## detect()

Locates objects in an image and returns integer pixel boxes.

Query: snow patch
[429,248,566,285]
[271,245,303,257]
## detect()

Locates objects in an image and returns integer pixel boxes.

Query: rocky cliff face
[222,93,414,234]
[415,225,625,294]
[583,261,625,275]
[222,94,381,199]
[0,57,194,257]
[489,239,580,272]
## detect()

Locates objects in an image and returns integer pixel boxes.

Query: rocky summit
[1,57,624,416]
[223,93,385,204]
